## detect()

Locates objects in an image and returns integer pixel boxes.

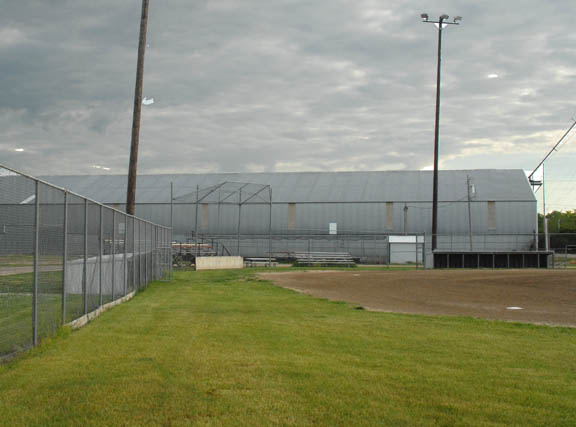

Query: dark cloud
[1,0,575,211]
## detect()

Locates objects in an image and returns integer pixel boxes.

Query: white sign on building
[329,222,337,235]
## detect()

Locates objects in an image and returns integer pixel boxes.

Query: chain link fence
[0,165,172,360]
[177,231,576,269]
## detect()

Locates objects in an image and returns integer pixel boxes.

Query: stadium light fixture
[421,14,462,252]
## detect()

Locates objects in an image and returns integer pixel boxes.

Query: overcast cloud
[1,0,575,210]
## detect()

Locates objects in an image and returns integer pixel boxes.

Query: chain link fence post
[112,210,116,301]
[0,164,172,359]
[61,191,68,325]
[133,217,137,291]
[83,199,88,315]
[123,215,128,296]
[99,204,103,307]
[32,180,40,346]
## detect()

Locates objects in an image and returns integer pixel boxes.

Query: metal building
[43,169,537,263]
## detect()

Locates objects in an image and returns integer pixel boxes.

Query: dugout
[433,251,553,269]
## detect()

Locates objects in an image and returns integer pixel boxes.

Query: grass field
[1,269,575,426]
[0,271,115,356]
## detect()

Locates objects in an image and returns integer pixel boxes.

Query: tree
[538,210,576,233]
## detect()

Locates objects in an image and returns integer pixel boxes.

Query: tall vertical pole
[32,181,40,346]
[132,217,136,291]
[154,226,158,280]
[169,183,173,280]
[139,220,143,289]
[123,216,128,296]
[112,210,116,301]
[144,222,148,286]
[61,191,68,325]
[542,163,549,251]
[99,205,103,307]
[169,227,173,280]
[170,182,174,234]
[268,187,272,266]
[217,188,222,236]
[167,227,171,281]
[467,175,473,251]
[237,189,242,256]
[431,18,444,252]
[83,199,88,315]
[126,0,150,215]
[195,185,199,259]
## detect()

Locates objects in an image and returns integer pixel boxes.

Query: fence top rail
[433,250,554,255]
[0,162,170,230]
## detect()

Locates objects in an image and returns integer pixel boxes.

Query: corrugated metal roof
[41,170,535,204]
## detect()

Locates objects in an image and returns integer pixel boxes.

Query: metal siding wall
[142,200,537,241]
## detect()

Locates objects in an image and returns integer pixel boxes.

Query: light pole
[421,13,461,251]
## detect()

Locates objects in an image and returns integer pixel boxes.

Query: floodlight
[419,12,461,251]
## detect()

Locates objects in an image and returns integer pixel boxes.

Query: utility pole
[421,13,461,251]
[126,0,150,215]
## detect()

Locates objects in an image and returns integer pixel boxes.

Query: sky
[0,0,575,211]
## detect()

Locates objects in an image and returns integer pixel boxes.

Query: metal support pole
[415,237,419,270]
[237,189,242,256]
[99,205,103,307]
[421,15,460,251]
[542,163,550,251]
[83,199,88,315]
[153,226,157,280]
[32,181,40,346]
[123,216,128,296]
[467,175,473,251]
[268,187,272,266]
[170,182,174,231]
[156,227,160,280]
[431,20,444,252]
[169,227,173,280]
[195,184,199,259]
[133,217,136,291]
[61,191,68,325]
[217,189,222,236]
[147,223,151,283]
[170,183,173,281]
[142,222,150,287]
[423,233,427,268]
[144,221,147,287]
[138,220,141,289]
[112,210,116,301]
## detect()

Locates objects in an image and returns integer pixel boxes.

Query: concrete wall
[195,256,243,271]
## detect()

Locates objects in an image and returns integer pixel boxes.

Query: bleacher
[244,257,278,267]
[292,251,356,267]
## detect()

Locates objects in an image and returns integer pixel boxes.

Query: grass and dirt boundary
[1,268,575,425]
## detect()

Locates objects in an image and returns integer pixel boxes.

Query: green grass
[1,269,575,426]
[0,271,107,356]
[0,254,62,267]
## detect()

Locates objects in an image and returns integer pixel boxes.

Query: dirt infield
[260,270,576,327]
